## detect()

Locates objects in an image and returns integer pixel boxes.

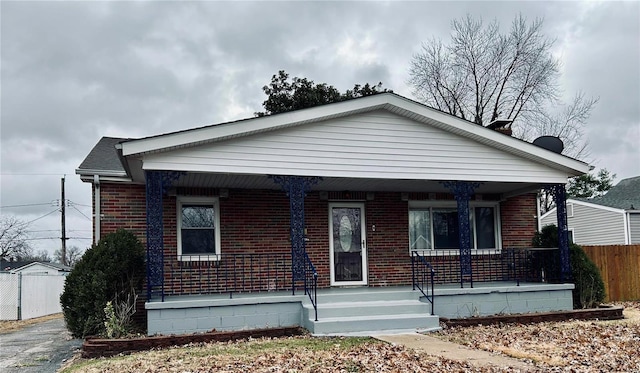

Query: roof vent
[533,136,564,154]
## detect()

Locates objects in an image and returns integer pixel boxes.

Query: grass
[60,336,377,373]
[60,302,640,372]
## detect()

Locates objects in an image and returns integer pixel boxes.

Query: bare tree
[54,245,84,267]
[0,216,32,260]
[409,14,597,159]
[21,249,52,262]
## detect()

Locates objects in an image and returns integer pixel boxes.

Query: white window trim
[568,227,575,244]
[567,203,574,218]
[177,196,221,261]
[408,200,502,256]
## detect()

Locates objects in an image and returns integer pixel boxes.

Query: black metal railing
[504,247,563,285]
[302,252,318,321]
[165,253,293,298]
[411,251,435,315]
[414,248,562,286]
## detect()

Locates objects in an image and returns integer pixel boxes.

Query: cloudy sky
[1,1,639,258]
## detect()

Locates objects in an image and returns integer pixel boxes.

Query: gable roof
[117,93,588,176]
[540,176,640,221]
[578,176,640,211]
[0,260,71,273]
[0,260,35,271]
[77,136,129,177]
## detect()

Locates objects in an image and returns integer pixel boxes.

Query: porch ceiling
[170,172,541,196]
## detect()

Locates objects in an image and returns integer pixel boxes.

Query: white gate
[0,273,66,320]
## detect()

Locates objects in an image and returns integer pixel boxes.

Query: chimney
[487,119,513,136]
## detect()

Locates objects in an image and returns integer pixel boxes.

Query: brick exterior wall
[500,193,538,248]
[97,184,539,293]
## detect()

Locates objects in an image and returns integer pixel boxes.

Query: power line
[70,205,92,221]
[24,236,92,241]
[0,202,54,209]
[68,201,92,208]
[25,209,60,225]
[0,173,67,176]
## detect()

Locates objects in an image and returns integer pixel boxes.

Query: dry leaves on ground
[437,302,640,372]
[66,336,512,373]
[64,302,640,373]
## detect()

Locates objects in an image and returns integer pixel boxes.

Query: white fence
[0,272,66,320]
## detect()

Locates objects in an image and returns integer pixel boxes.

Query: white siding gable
[143,110,570,184]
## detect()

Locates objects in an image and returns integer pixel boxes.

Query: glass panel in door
[332,206,365,283]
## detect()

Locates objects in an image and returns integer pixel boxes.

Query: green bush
[533,224,605,308]
[60,229,145,338]
[570,243,606,308]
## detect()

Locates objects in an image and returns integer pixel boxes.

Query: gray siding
[540,211,558,228]
[629,213,640,244]
[569,204,626,245]
[541,203,627,245]
[144,110,569,183]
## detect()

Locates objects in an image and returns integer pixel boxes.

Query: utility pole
[61,176,67,266]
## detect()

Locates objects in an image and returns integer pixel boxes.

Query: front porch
[146,282,574,336]
[146,247,572,336]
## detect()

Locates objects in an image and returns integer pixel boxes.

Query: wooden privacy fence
[582,245,640,302]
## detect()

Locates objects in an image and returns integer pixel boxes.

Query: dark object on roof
[585,176,640,210]
[486,119,513,130]
[533,136,564,154]
[77,137,128,175]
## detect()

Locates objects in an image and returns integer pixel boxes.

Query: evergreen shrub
[60,229,145,338]
[533,224,605,308]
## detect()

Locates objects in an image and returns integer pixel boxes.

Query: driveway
[0,317,82,373]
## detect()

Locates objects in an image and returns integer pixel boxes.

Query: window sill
[177,254,221,262]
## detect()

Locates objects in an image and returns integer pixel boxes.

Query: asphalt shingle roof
[77,136,128,173]
[584,176,640,210]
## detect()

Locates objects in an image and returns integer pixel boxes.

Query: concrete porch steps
[302,288,440,336]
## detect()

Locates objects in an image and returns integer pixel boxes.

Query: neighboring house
[541,176,640,245]
[9,262,71,275]
[76,93,589,336]
[1,260,35,272]
[0,260,71,275]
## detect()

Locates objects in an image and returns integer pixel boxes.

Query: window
[568,229,575,244]
[567,203,574,218]
[409,202,500,252]
[177,197,220,260]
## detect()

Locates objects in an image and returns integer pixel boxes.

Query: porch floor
[147,281,571,305]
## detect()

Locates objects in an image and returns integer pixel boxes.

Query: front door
[329,203,367,286]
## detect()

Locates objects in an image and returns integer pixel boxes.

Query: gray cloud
[2,1,638,256]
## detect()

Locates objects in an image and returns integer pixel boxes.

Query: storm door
[329,203,367,286]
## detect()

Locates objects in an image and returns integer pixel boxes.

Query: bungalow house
[76,93,589,336]
[540,176,640,245]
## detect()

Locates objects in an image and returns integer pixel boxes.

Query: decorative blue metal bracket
[441,180,481,288]
[546,183,571,282]
[269,175,321,293]
[146,170,184,301]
